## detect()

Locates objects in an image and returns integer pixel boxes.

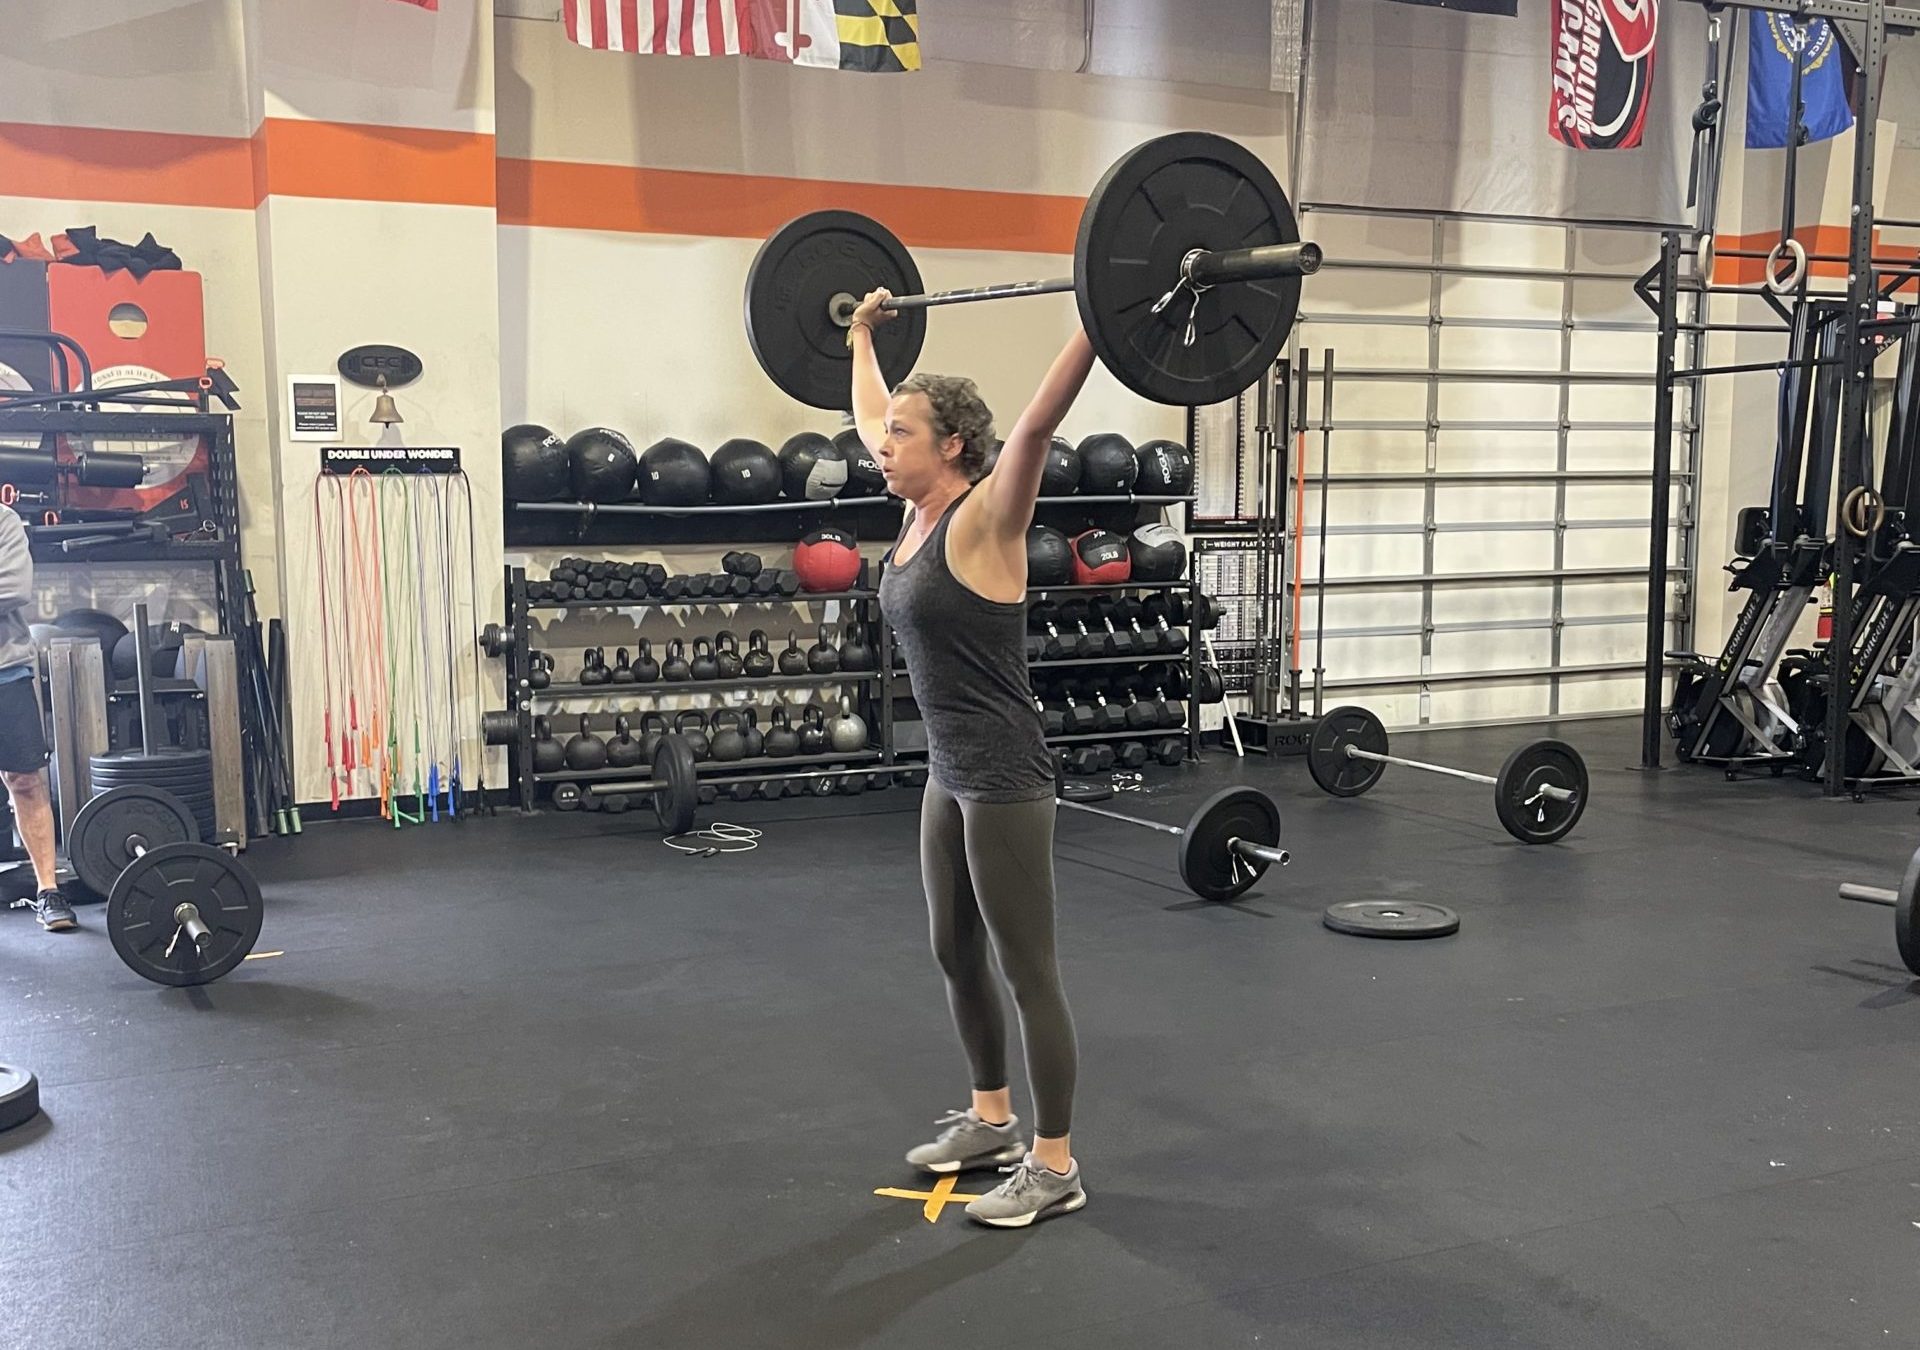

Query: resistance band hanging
[450,470,491,815]
[380,470,424,826]
[312,474,345,811]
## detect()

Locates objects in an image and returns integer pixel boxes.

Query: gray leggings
[919,778,1078,1138]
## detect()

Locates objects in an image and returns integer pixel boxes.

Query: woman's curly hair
[893,373,996,480]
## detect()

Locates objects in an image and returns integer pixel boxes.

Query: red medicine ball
[1070,529,1132,585]
[795,526,862,592]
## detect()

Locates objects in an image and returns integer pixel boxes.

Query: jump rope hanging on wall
[312,456,487,823]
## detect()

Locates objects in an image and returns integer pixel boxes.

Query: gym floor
[4,715,1919,1349]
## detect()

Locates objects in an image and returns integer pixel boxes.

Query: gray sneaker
[905,1108,1026,1175]
[12,889,76,932]
[965,1153,1087,1228]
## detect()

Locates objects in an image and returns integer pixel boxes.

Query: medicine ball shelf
[515,498,899,518]
[532,673,883,698]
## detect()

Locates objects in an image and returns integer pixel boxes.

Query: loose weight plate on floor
[1492,739,1588,845]
[1323,900,1459,939]
[1897,845,1920,977]
[1307,705,1389,797]
[1076,132,1303,406]
[68,784,199,897]
[744,211,927,410]
[0,1063,39,1132]
[107,841,263,986]
[1178,786,1281,902]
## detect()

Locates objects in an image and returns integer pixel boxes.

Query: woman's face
[877,391,964,501]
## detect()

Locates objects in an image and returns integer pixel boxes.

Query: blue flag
[1747,15,1854,149]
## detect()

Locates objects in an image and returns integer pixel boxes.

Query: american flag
[563,0,919,71]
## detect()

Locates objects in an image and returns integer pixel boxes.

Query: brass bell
[369,375,403,426]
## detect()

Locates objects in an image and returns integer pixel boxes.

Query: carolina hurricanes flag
[1549,0,1658,149]
[563,1,920,72]
[391,0,438,9]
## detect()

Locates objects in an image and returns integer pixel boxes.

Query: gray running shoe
[905,1108,1025,1175]
[16,889,76,932]
[965,1153,1087,1228]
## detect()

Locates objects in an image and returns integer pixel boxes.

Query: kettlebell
[580,648,610,686]
[807,625,841,675]
[532,716,566,774]
[675,709,711,761]
[690,638,720,681]
[799,705,829,754]
[606,714,644,768]
[764,707,801,757]
[663,638,692,683]
[828,698,868,753]
[838,624,875,673]
[610,647,636,684]
[528,650,553,691]
[715,631,744,680]
[779,632,809,676]
[709,709,748,762]
[564,714,608,771]
[638,712,669,761]
[633,638,661,683]
[742,707,766,757]
[744,630,775,679]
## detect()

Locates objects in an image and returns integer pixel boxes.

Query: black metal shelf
[527,589,874,610]
[533,747,881,783]
[1045,728,1186,744]
[1027,580,1188,594]
[532,673,881,697]
[515,498,896,518]
[1027,652,1188,669]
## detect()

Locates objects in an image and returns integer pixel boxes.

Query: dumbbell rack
[494,566,903,811]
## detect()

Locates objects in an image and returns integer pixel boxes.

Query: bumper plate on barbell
[1895,844,1920,977]
[1323,900,1459,939]
[1076,132,1303,407]
[745,210,927,411]
[1307,705,1389,797]
[69,783,199,898]
[107,841,264,986]
[652,733,700,836]
[1178,786,1282,903]
[0,1063,40,1133]
[1492,739,1588,845]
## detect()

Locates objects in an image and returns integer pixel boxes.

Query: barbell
[1837,845,1920,977]
[744,131,1320,410]
[1056,783,1290,902]
[67,784,264,986]
[1306,706,1590,845]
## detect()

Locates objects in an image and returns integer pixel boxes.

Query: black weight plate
[1076,132,1302,407]
[1895,844,1920,978]
[1178,786,1282,903]
[106,842,264,986]
[551,783,582,812]
[1493,739,1589,845]
[69,785,199,898]
[1307,705,1388,797]
[745,211,927,411]
[90,748,212,770]
[0,1062,39,1133]
[652,734,700,836]
[1323,900,1459,939]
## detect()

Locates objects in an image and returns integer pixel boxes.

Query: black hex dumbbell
[1087,599,1136,657]
[1151,737,1186,766]
[1056,600,1098,659]
[1115,740,1150,768]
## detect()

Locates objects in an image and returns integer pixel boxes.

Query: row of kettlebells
[522,625,875,690]
[532,700,871,771]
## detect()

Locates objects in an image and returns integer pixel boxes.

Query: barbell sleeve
[1186,240,1324,286]
[174,903,214,952]
[1229,837,1292,868]
[1839,883,1899,907]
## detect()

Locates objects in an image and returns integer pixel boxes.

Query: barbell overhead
[1056,784,1289,902]
[745,131,1317,410]
[1306,706,1590,845]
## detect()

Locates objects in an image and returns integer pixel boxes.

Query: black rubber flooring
[5,715,1920,1349]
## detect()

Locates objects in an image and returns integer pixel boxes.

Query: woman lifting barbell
[855,287,1093,1228]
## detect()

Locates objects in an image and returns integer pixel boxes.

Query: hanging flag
[390,0,438,9]
[1746,15,1853,149]
[1547,0,1659,150]
[562,0,918,71]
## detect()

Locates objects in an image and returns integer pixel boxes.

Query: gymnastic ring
[1696,233,1716,279]
[1842,485,1886,540]
[1765,237,1807,295]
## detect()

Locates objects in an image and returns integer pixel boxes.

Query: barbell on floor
[1056,784,1290,902]
[745,131,1319,410]
[1306,706,1590,845]
[1837,845,1920,976]
[65,784,264,986]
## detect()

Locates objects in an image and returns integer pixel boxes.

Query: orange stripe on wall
[0,122,255,210]
[497,158,1085,254]
[1711,225,1920,287]
[256,120,495,208]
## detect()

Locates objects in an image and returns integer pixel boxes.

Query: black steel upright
[1641,232,1681,769]
[1823,3,1890,795]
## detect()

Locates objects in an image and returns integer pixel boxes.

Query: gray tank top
[880,490,1054,802]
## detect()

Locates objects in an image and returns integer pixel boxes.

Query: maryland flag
[563,0,920,72]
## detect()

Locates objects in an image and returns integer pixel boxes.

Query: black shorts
[0,675,49,774]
